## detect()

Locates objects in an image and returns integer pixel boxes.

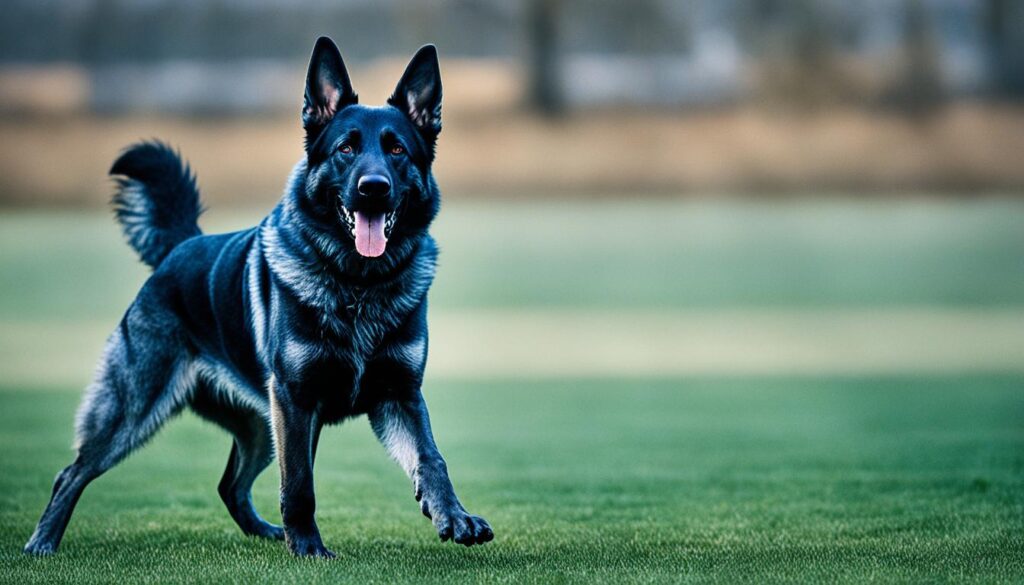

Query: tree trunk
[526,0,564,117]
[987,0,1024,98]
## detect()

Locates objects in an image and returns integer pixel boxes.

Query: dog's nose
[357,174,391,197]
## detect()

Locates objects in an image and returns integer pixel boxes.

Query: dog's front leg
[270,381,334,558]
[369,394,494,546]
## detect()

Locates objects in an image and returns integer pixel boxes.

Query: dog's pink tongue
[353,211,387,257]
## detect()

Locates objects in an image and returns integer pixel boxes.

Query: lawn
[1,377,1022,583]
[0,200,1022,582]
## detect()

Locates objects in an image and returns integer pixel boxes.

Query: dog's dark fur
[24,37,492,558]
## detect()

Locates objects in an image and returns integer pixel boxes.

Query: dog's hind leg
[191,387,282,541]
[219,438,282,540]
[23,321,195,555]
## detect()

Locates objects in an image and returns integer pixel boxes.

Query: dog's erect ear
[388,45,442,139]
[303,36,357,145]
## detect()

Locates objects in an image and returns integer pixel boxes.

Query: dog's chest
[273,268,426,365]
[260,228,436,411]
[327,286,408,356]
[285,289,417,418]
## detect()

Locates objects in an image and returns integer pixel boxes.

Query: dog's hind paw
[245,521,285,541]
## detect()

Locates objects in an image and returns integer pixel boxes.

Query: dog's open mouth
[339,205,397,258]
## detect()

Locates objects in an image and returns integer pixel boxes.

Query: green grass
[1,200,1023,582]
[1,377,1022,583]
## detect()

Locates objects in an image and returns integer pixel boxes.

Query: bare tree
[748,0,847,107]
[525,0,564,116]
[894,0,944,113]
[986,0,1024,98]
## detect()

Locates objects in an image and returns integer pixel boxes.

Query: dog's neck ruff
[258,194,436,318]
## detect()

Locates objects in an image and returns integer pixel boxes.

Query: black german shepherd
[24,37,492,558]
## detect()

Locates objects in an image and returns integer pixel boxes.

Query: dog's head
[299,37,442,258]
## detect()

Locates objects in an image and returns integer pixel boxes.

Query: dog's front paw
[428,505,494,546]
[414,464,494,546]
[285,532,336,559]
[23,537,57,556]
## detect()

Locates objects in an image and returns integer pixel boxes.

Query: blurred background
[1,0,1022,383]
[1,2,1023,579]
[2,0,1024,203]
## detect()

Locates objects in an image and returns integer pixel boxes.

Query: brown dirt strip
[3,308,1023,388]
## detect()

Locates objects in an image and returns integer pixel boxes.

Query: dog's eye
[338,144,353,155]
[390,144,405,155]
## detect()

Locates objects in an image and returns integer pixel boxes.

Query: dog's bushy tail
[110,141,203,269]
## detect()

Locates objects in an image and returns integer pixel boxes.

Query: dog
[24,37,492,558]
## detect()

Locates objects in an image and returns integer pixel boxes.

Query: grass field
[1,200,1023,582]
[1,377,1022,583]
